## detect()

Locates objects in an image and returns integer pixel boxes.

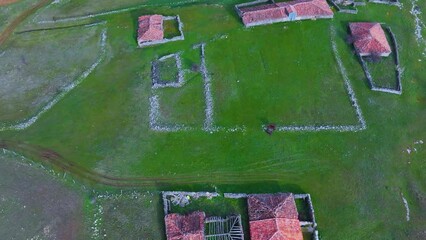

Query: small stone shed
[349,22,392,57]
[247,193,303,240]
[137,14,164,47]
[165,211,206,240]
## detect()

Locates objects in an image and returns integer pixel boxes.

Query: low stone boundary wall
[369,0,402,7]
[357,26,402,95]
[268,27,367,133]
[234,0,272,16]
[151,53,185,89]
[0,25,108,132]
[294,193,317,227]
[329,0,359,14]
[162,191,220,214]
[295,194,319,240]
[387,26,403,93]
[223,193,248,198]
[163,191,319,239]
[410,0,426,56]
[149,43,246,133]
[138,15,184,48]
[353,1,366,6]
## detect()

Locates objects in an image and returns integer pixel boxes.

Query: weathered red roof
[250,218,304,240]
[349,22,392,56]
[165,211,205,240]
[239,0,333,26]
[286,0,333,18]
[248,194,303,240]
[241,3,287,25]
[138,15,164,43]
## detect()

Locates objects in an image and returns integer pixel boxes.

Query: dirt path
[0,0,52,45]
[0,0,20,6]
[1,140,285,187]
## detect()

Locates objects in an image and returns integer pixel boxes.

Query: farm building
[349,22,392,57]
[237,0,333,27]
[165,211,206,240]
[247,193,303,240]
[137,14,164,47]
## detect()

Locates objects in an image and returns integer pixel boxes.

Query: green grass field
[0,0,425,239]
[363,28,400,90]
[90,192,164,240]
[206,21,359,127]
[0,23,104,124]
[0,0,40,33]
[0,151,90,239]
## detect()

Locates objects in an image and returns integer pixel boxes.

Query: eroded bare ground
[0,0,51,45]
[0,153,88,240]
[0,0,19,6]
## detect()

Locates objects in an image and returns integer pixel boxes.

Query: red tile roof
[165,211,205,240]
[241,3,287,26]
[286,0,333,18]
[138,15,164,43]
[248,194,303,240]
[250,218,304,240]
[349,22,392,56]
[239,0,333,26]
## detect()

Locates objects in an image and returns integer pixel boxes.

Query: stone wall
[138,15,184,48]
[356,26,402,95]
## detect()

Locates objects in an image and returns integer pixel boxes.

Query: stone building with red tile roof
[165,211,206,240]
[248,193,303,240]
[137,14,164,47]
[237,0,333,27]
[349,22,392,57]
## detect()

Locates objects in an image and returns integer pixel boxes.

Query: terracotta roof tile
[138,14,164,43]
[239,0,333,26]
[248,194,303,240]
[349,22,392,56]
[165,211,205,240]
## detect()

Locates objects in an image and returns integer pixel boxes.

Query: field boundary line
[268,26,366,132]
[0,0,52,45]
[356,27,403,95]
[149,44,246,133]
[15,20,106,34]
[410,0,426,57]
[200,43,215,131]
[35,0,201,24]
[0,25,108,132]
[401,193,410,222]
[149,94,194,132]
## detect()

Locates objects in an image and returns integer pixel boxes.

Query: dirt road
[0,0,20,6]
[1,140,286,187]
[0,0,52,45]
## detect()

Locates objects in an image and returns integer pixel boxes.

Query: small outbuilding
[247,193,303,240]
[349,22,392,57]
[137,14,164,47]
[237,0,333,27]
[165,211,206,240]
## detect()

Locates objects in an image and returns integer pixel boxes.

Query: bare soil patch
[0,151,88,240]
[0,0,20,6]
